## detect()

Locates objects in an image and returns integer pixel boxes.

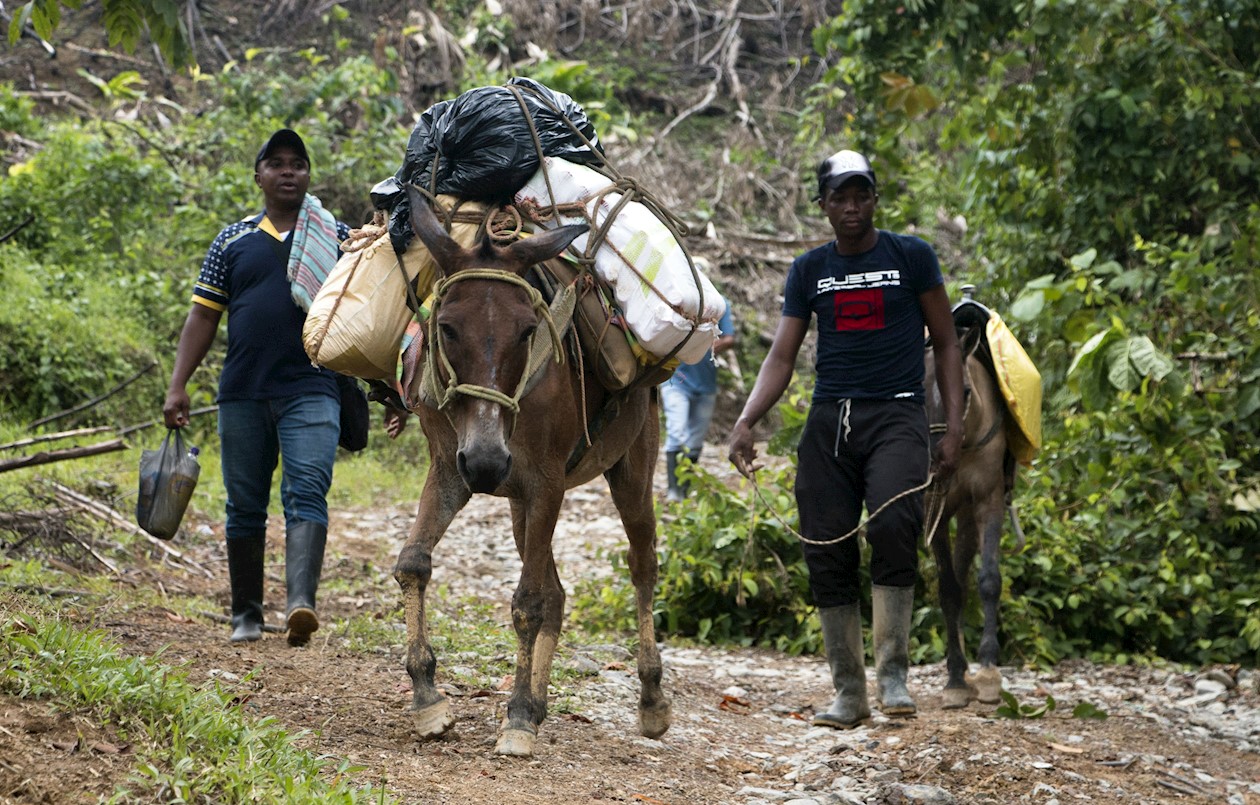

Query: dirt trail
[3,457,1259,804]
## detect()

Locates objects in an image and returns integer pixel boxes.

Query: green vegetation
[1,598,392,803]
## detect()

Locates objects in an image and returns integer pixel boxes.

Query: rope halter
[422,267,568,433]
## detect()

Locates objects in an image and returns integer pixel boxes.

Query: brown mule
[393,186,671,757]
[924,315,1015,710]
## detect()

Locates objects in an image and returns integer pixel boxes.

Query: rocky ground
[3,449,1259,805]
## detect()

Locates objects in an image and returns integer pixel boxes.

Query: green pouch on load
[136,428,200,540]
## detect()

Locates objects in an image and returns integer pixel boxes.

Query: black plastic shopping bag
[136,428,201,540]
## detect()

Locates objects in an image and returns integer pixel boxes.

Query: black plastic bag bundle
[136,428,200,540]
[372,77,604,254]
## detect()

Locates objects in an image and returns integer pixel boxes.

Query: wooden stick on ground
[47,482,213,578]
[0,426,114,452]
[0,439,127,474]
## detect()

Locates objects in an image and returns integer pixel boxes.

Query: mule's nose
[457,449,512,493]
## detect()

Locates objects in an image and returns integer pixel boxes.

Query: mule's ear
[506,223,590,270]
[406,185,466,276]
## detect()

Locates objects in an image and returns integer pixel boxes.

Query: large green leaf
[1106,338,1139,392]
[1127,336,1174,382]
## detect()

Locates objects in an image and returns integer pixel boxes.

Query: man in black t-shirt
[729,150,964,728]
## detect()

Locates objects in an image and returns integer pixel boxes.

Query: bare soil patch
[4,452,1259,805]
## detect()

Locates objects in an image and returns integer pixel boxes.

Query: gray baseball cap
[816,149,876,197]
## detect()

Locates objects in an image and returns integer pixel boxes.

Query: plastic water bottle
[188,445,200,461]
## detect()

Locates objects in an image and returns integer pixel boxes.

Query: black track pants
[795,398,930,608]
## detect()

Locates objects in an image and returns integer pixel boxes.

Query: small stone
[1194,678,1228,696]
[884,783,957,804]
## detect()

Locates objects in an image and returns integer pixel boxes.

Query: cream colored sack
[514,158,722,364]
[303,196,486,379]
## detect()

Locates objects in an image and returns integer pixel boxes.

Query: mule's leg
[495,489,565,757]
[972,496,1006,704]
[394,467,470,740]
[492,499,567,758]
[942,508,977,710]
[605,446,672,740]
[932,515,973,710]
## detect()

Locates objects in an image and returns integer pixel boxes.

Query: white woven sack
[302,196,486,379]
[514,157,722,364]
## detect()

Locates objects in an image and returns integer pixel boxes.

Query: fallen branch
[30,361,157,430]
[0,439,127,474]
[63,42,150,66]
[0,509,63,528]
[0,583,100,598]
[1155,778,1207,797]
[63,530,120,576]
[47,482,211,577]
[0,426,114,452]
[16,90,94,115]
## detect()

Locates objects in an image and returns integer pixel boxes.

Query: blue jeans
[218,393,339,540]
[660,384,717,453]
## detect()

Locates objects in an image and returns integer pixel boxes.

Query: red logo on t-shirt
[833,289,885,331]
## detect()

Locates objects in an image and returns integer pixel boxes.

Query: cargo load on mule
[300,77,725,394]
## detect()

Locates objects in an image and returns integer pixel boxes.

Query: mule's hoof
[941,687,971,710]
[972,668,1003,704]
[410,700,455,740]
[638,698,672,739]
[494,728,537,757]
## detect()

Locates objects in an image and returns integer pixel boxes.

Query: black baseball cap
[254,129,309,168]
[816,149,876,198]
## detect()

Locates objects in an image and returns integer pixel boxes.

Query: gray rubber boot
[872,584,917,716]
[226,535,265,643]
[665,451,683,502]
[679,448,701,499]
[285,520,327,647]
[811,604,871,729]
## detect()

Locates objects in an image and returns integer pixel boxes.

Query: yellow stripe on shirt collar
[259,216,289,241]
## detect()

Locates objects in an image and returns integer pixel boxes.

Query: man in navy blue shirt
[661,296,736,501]
[729,150,964,728]
[163,130,351,647]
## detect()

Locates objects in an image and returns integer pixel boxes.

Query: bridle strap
[421,268,574,432]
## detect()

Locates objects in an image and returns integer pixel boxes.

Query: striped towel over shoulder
[288,193,343,312]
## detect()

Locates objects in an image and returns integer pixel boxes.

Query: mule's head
[407,185,588,492]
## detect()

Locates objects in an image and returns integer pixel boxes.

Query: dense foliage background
[3,0,1258,669]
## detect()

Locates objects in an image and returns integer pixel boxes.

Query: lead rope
[747,469,937,547]
[747,370,974,547]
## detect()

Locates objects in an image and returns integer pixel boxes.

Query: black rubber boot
[872,584,917,716]
[226,535,266,643]
[812,604,871,729]
[285,520,328,647]
[665,451,683,502]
